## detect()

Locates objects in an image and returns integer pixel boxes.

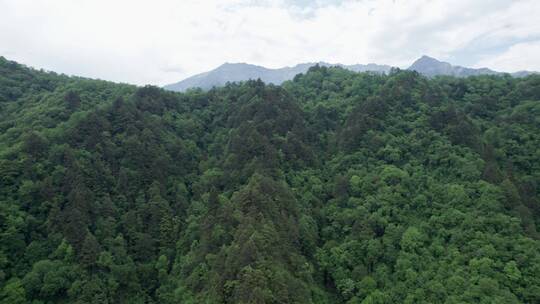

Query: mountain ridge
[164,61,393,91]
[164,55,538,92]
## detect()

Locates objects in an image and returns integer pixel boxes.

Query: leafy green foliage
[0,59,539,303]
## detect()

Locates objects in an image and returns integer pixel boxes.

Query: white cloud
[475,40,540,72]
[0,0,539,85]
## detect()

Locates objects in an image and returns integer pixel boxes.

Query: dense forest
[0,55,539,303]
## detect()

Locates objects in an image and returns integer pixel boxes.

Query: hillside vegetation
[0,56,539,303]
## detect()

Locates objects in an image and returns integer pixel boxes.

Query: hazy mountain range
[407,55,535,78]
[164,55,537,92]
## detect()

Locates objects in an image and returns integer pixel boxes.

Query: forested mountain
[1,55,540,303]
[164,56,537,92]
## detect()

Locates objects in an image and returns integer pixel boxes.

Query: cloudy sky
[1,0,539,85]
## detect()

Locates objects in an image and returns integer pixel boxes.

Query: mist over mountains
[165,55,537,92]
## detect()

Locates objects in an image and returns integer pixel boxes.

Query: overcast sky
[1,0,539,85]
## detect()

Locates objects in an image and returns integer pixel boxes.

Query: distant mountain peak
[217,62,253,70]
[164,61,392,92]
[164,56,538,92]
[221,62,249,66]
[408,55,498,77]
[410,55,450,68]
[418,55,438,61]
